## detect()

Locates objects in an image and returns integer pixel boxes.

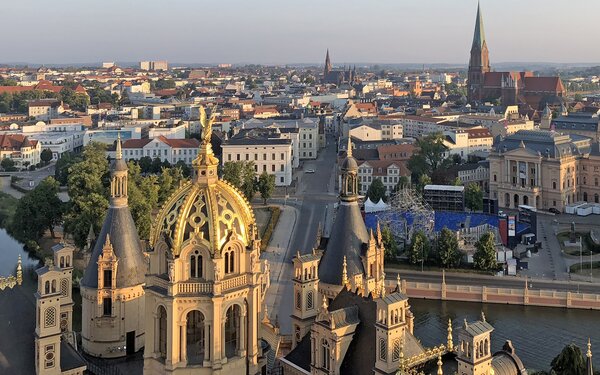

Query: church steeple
[110,134,128,207]
[467,1,490,103]
[324,49,332,77]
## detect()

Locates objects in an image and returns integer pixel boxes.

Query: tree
[407,133,449,181]
[158,166,184,204]
[473,232,498,271]
[40,148,53,164]
[63,142,110,248]
[416,174,432,194]
[408,231,430,266]
[452,177,463,186]
[381,225,399,260]
[551,344,586,375]
[150,157,164,174]
[437,227,461,268]
[367,178,387,202]
[175,160,191,178]
[257,172,275,205]
[465,183,483,211]
[11,177,63,241]
[54,152,79,186]
[1,157,15,171]
[127,162,159,240]
[138,156,153,173]
[222,161,257,201]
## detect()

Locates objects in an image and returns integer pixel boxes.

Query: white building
[0,134,42,168]
[442,128,493,160]
[116,136,200,165]
[240,117,320,160]
[222,128,293,186]
[30,132,84,160]
[348,120,403,141]
[28,99,64,121]
[399,115,450,138]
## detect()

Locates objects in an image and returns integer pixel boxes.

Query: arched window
[45,281,50,295]
[392,339,401,362]
[45,307,56,328]
[553,181,557,189]
[51,280,56,293]
[584,192,588,202]
[158,306,167,358]
[225,305,240,358]
[595,194,599,203]
[60,257,64,268]
[190,250,202,278]
[379,338,387,361]
[66,256,70,267]
[306,291,314,310]
[295,292,302,310]
[295,325,301,343]
[60,279,68,297]
[224,248,235,275]
[321,339,330,370]
[186,310,205,364]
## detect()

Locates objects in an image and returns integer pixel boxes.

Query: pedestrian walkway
[260,205,298,332]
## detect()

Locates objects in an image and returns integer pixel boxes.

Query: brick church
[467,2,566,110]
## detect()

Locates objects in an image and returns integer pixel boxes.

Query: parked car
[549,207,561,215]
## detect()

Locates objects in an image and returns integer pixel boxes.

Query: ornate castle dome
[149,179,256,257]
[149,108,257,257]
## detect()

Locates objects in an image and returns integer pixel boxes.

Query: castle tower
[35,244,86,375]
[290,250,321,349]
[374,288,413,374]
[540,104,552,130]
[467,1,490,103]
[456,314,494,375]
[143,106,270,374]
[80,134,147,358]
[318,137,385,298]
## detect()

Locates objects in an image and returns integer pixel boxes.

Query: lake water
[0,229,38,277]
[410,298,600,371]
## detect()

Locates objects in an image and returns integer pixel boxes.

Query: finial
[369,228,375,242]
[437,353,443,375]
[376,221,382,244]
[447,318,454,351]
[481,311,486,322]
[396,274,401,290]
[380,280,386,297]
[104,233,112,249]
[463,318,468,329]
[588,338,592,358]
[115,132,122,160]
[346,137,352,158]
[342,256,349,287]
[262,303,270,324]
[321,295,328,312]
[16,255,22,286]
[296,250,301,259]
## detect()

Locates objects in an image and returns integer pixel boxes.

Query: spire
[115,132,122,160]
[376,221,382,244]
[16,255,22,286]
[324,49,332,75]
[447,318,454,351]
[472,1,486,50]
[396,274,401,291]
[347,136,353,158]
[480,311,486,322]
[192,105,219,185]
[437,353,444,375]
[587,338,593,375]
[342,256,349,286]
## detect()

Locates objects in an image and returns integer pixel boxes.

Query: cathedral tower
[467,1,490,103]
[80,134,147,358]
[143,106,270,374]
[324,49,332,81]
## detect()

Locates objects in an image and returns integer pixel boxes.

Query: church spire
[115,132,122,160]
[347,136,353,158]
[324,49,332,75]
[110,134,128,207]
[472,1,486,50]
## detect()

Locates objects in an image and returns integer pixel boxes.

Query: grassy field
[557,231,599,256]
[570,261,600,277]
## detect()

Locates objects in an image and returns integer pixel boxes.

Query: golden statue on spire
[200,105,216,146]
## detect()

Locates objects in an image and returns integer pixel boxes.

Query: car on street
[548,208,561,215]
[305,169,315,173]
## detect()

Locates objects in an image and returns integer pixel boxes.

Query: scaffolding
[378,188,435,242]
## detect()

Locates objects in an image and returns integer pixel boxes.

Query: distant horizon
[2,0,600,64]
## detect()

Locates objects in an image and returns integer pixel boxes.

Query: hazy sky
[2,0,598,65]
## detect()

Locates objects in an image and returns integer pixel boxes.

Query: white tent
[365,198,389,213]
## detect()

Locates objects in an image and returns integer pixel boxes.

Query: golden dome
[150,179,256,257]
[150,106,257,256]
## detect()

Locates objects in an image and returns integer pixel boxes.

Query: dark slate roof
[60,340,87,371]
[552,112,599,132]
[329,305,359,328]
[318,202,370,285]
[283,331,311,372]
[491,341,527,375]
[494,130,592,158]
[464,320,494,337]
[81,206,146,289]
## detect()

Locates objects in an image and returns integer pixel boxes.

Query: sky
[1,0,599,65]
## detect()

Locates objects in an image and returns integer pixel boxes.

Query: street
[261,135,338,334]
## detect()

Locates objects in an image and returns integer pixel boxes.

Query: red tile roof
[0,134,35,151]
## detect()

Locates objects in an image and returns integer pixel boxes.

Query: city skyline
[2,0,600,65]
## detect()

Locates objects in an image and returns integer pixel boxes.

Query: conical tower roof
[472,1,486,50]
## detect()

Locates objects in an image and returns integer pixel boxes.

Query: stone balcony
[146,273,250,297]
[498,183,541,194]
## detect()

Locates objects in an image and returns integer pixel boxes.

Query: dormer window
[103,269,112,288]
